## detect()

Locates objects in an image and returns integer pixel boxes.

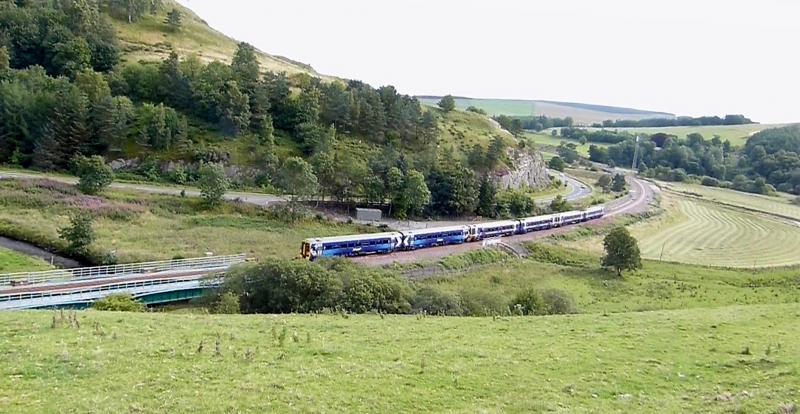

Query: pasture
[563,191,800,268]
[1,304,797,413]
[591,124,792,147]
[523,132,607,155]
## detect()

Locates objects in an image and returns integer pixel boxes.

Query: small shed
[356,208,382,222]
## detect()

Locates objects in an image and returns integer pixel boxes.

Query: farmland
[661,182,800,220]
[563,190,800,268]
[590,124,792,147]
[417,97,673,125]
[1,304,798,413]
[524,132,608,156]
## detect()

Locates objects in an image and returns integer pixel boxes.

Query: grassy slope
[434,107,513,154]
[0,248,52,273]
[1,305,798,413]
[114,0,331,78]
[0,179,371,264]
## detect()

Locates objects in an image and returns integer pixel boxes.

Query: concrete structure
[356,208,383,222]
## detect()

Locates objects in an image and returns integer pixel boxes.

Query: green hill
[113,0,330,79]
[418,96,675,125]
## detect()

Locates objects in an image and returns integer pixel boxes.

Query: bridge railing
[0,254,246,287]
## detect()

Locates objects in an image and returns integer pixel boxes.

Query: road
[352,175,656,266]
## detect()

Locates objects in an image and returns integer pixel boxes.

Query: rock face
[493,150,551,190]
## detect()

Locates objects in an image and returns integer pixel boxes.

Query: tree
[278,157,318,217]
[219,81,250,136]
[59,213,95,256]
[611,174,627,192]
[549,195,571,213]
[74,155,114,195]
[164,8,182,30]
[556,142,580,164]
[548,156,566,172]
[403,170,431,217]
[0,46,9,75]
[597,174,612,192]
[197,162,229,206]
[52,38,92,78]
[438,95,455,113]
[476,176,496,218]
[602,226,642,276]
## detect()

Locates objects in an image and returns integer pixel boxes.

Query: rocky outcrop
[493,150,551,190]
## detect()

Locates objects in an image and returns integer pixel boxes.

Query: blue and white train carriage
[467,220,519,242]
[301,232,403,261]
[402,226,470,250]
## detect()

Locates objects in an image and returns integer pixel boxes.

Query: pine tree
[164,8,182,30]
[477,175,497,218]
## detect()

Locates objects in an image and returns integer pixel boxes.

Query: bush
[58,213,95,256]
[220,259,411,314]
[92,294,146,312]
[74,155,114,195]
[197,162,229,206]
[459,287,508,316]
[411,286,463,316]
[211,292,240,314]
[510,288,547,315]
[540,288,577,314]
[701,177,719,187]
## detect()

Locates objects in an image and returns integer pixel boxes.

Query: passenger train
[300,206,605,261]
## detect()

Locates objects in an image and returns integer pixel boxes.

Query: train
[300,206,605,261]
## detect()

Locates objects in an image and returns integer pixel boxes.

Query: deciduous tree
[602,226,642,277]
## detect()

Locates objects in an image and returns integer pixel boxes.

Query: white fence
[0,254,247,287]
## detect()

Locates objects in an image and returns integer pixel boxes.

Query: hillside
[417,96,675,125]
[114,0,331,79]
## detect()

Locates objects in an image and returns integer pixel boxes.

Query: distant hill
[417,96,675,125]
[114,0,332,79]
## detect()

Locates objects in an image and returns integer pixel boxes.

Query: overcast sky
[178,0,799,123]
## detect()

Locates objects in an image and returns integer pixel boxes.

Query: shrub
[701,177,719,187]
[74,155,114,195]
[411,286,463,316]
[459,287,508,316]
[211,292,240,314]
[510,288,547,315]
[197,162,229,206]
[540,288,577,314]
[93,294,146,312]
[58,213,95,256]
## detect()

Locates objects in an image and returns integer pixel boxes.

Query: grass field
[417,245,800,314]
[591,124,793,147]
[1,305,798,413]
[417,97,672,125]
[524,132,607,156]
[661,181,800,220]
[434,108,512,154]
[0,248,52,273]
[564,191,800,268]
[0,178,371,264]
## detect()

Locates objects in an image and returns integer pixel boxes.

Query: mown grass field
[661,181,800,220]
[593,124,792,147]
[0,248,52,273]
[563,191,800,268]
[0,178,371,264]
[1,305,798,413]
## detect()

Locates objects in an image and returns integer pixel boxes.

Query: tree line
[595,114,754,129]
